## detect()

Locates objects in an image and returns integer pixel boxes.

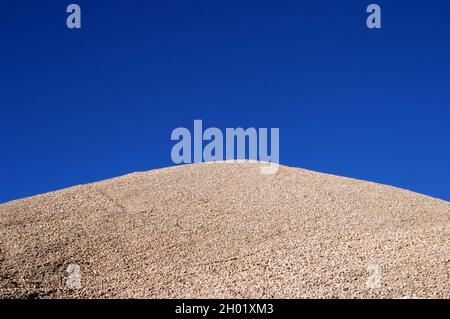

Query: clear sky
[1,0,449,203]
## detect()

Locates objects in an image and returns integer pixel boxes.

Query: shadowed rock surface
[0,162,449,298]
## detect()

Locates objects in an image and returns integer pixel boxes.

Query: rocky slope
[0,162,448,298]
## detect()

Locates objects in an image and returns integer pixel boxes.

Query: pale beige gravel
[0,162,448,299]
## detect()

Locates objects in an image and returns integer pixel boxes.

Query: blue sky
[1,0,449,203]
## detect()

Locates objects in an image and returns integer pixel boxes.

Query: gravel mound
[0,162,448,298]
